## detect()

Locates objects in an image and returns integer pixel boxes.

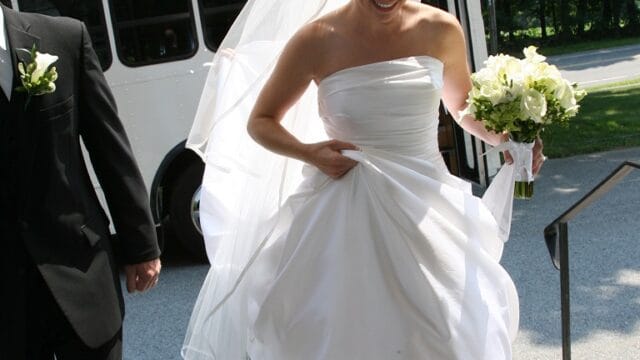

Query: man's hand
[124,258,161,293]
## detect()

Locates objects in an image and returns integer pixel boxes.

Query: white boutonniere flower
[15,44,59,108]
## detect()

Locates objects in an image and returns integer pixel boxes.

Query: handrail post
[559,222,571,360]
[543,161,639,360]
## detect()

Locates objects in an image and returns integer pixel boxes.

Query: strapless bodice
[318,56,444,160]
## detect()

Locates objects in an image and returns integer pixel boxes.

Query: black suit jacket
[1,5,160,348]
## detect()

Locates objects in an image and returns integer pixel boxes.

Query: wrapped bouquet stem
[461,46,586,199]
[508,136,536,198]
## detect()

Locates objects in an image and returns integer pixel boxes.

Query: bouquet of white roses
[461,46,586,199]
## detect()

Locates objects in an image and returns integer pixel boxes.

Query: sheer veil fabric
[183,0,517,359]
[184,1,356,358]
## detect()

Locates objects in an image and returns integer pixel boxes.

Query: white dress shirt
[0,6,13,100]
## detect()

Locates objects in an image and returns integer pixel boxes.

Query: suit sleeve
[76,22,161,264]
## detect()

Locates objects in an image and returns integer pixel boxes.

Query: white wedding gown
[184,56,519,360]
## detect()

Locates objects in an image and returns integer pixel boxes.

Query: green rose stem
[23,94,32,111]
[510,131,538,200]
[514,180,534,199]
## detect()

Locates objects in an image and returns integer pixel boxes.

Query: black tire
[169,161,208,263]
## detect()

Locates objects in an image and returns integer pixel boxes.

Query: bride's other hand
[532,137,545,175]
[501,137,545,175]
[304,140,359,179]
[499,133,514,166]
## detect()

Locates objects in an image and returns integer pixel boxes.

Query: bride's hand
[304,140,359,179]
[500,135,545,176]
[532,137,545,175]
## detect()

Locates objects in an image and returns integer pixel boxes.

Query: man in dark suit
[0,3,161,359]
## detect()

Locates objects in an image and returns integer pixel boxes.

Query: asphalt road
[547,43,640,88]
[122,147,640,360]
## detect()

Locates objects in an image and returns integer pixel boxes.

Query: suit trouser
[1,227,122,360]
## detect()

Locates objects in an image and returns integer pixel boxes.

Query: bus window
[197,0,245,51]
[109,0,197,66]
[17,0,112,70]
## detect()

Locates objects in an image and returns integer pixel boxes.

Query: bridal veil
[184,1,358,358]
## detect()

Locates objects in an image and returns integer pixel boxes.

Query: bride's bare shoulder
[411,2,462,33]
[280,9,350,79]
[302,8,348,48]
[409,3,465,60]
[283,12,343,62]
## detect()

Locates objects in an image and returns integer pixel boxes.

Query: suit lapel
[3,6,40,102]
[3,7,42,213]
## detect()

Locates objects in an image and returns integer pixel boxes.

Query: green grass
[539,36,640,57]
[541,78,640,158]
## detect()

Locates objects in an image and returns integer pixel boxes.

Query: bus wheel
[169,161,207,262]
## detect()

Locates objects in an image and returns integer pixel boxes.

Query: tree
[576,0,588,36]
[539,0,548,39]
[599,0,614,33]
[500,0,515,42]
[612,0,624,32]
[623,0,640,31]
[559,0,572,37]
[551,0,559,36]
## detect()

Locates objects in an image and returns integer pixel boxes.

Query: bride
[183,0,545,359]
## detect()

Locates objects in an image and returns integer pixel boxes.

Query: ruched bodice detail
[318,56,444,161]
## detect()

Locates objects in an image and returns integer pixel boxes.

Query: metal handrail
[543,161,640,360]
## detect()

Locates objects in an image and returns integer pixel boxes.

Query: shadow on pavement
[504,148,640,348]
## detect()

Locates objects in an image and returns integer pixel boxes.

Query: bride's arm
[439,19,545,173]
[247,24,358,179]
[439,19,506,147]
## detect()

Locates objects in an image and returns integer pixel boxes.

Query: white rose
[485,54,513,78]
[502,57,522,79]
[574,88,587,102]
[555,79,577,109]
[31,51,58,82]
[480,81,508,105]
[488,55,522,82]
[564,105,579,117]
[484,54,506,70]
[473,67,499,87]
[520,88,547,123]
[523,45,546,63]
[523,62,558,90]
[506,79,524,100]
[469,86,483,100]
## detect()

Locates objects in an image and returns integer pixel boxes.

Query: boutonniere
[14,44,59,109]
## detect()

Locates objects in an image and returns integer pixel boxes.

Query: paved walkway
[507,147,640,359]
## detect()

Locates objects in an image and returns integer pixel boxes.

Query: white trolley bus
[9,0,496,261]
